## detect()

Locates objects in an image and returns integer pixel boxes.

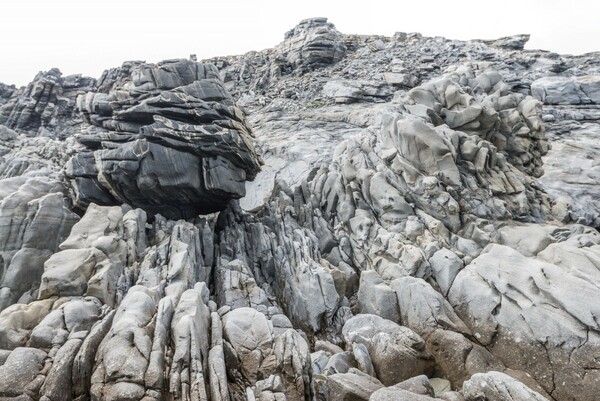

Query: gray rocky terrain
[0,17,599,401]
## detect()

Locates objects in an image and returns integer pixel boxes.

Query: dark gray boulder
[66,59,261,219]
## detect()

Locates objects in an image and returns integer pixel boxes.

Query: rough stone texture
[540,122,600,226]
[280,18,347,72]
[0,17,599,401]
[370,387,436,401]
[315,369,383,401]
[461,371,550,401]
[449,237,600,401]
[0,177,78,311]
[65,59,261,219]
[532,76,600,105]
[343,314,435,386]
[478,34,531,51]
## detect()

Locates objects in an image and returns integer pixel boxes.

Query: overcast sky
[1,0,598,86]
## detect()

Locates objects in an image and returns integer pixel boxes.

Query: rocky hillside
[1,17,599,401]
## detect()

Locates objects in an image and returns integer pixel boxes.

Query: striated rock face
[0,68,95,135]
[532,75,600,105]
[66,59,261,219]
[280,17,347,72]
[0,17,599,401]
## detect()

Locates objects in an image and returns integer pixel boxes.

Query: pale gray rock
[461,371,550,401]
[357,270,400,322]
[369,387,436,401]
[0,298,55,349]
[392,375,434,396]
[425,328,504,388]
[0,177,78,311]
[0,248,52,311]
[323,80,393,103]
[38,248,110,299]
[39,337,84,401]
[352,342,375,377]
[90,286,157,400]
[0,347,47,398]
[311,350,330,375]
[169,283,211,401]
[323,351,358,375]
[540,123,600,226]
[215,258,270,310]
[29,297,101,349]
[271,329,311,401]
[343,314,434,385]
[449,242,600,401]
[316,369,384,401]
[383,72,417,87]
[0,16,599,401]
[429,248,463,296]
[532,75,600,105]
[390,276,470,336]
[208,344,230,401]
[280,18,346,72]
[72,310,115,399]
[429,378,451,397]
[222,307,274,384]
[479,34,530,50]
[314,340,344,355]
[495,224,555,257]
[0,125,17,141]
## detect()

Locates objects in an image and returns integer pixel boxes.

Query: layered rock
[280,17,347,72]
[66,59,261,219]
[0,68,95,135]
[532,75,600,105]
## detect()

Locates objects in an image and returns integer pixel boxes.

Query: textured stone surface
[0,17,599,401]
[0,68,94,134]
[461,371,550,401]
[65,59,261,219]
[532,76,600,105]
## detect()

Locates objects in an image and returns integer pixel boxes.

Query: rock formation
[0,17,599,401]
[66,59,261,219]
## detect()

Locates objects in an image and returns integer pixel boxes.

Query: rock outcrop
[66,59,261,219]
[0,17,599,401]
[0,68,95,135]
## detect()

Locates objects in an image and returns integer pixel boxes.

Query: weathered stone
[66,59,261,219]
[343,314,435,385]
[461,371,550,401]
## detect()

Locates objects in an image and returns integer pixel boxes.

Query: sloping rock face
[65,59,261,219]
[0,17,599,401]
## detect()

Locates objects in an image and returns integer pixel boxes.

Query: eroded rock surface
[66,59,261,219]
[0,17,598,401]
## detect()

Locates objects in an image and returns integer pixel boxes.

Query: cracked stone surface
[0,17,598,401]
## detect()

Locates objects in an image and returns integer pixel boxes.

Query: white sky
[1,0,598,86]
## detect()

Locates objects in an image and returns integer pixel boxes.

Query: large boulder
[342,314,435,386]
[66,59,261,219]
[316,369,384,401]
[461,371,550,401]
[448,239,600,401]
[280,17,347,72]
